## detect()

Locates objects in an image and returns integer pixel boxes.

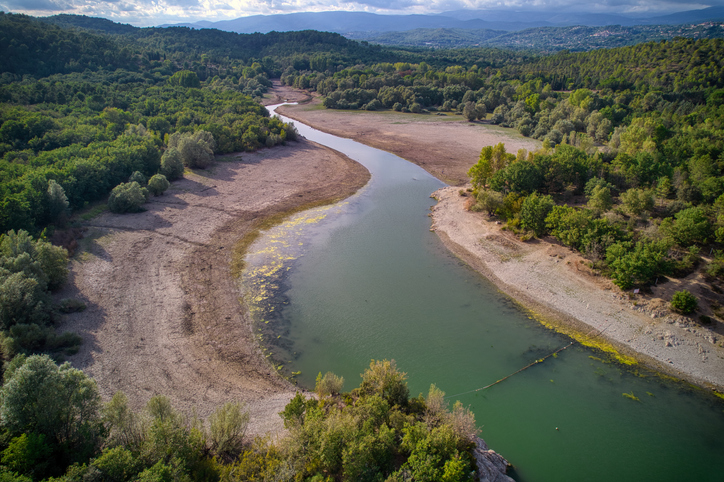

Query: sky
[0,0,720,27]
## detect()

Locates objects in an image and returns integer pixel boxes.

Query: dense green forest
[281,37,724,296]
[2,10,724,479]
[349,22,724,51]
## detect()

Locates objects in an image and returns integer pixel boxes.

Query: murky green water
[241,105,724,481]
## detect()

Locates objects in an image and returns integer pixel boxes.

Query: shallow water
[241,105,724,481]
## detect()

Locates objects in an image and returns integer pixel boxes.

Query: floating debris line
[445,323,613,399]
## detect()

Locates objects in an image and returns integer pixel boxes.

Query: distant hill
[352,23,724,51]
[161,7,724,35]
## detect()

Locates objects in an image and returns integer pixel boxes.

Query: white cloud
[2,0,721,26]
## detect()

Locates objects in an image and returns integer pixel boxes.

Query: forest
[282,37,724,301]
[1,10,724,480]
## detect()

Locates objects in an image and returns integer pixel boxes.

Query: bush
[147,174,170,196]
[108,182,148,214]
[359,359,409,407]
[209,402,249,459]
[315,371,344,398]
[128,171,147,185]
[0,355,103,462]
[671,290,698,314]
[169,130,216,169]
[46,180,69,225]
[58,298,86,313]
[160,148,185,180]
[520,193,554,237]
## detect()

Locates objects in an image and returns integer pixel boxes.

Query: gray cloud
[3,0,722,27]
[3,0,72,10]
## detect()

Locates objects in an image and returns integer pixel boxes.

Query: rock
[473,437,514,482]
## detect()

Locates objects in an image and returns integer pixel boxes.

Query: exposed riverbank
[56,139,370,435]
[275,88,724,394]
[430,187,724,393]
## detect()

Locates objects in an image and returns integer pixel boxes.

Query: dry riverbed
[56,140,369,435]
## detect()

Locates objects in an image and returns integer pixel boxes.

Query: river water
[241,105,724,481]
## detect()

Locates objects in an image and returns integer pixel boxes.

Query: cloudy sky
[0,0,719,27]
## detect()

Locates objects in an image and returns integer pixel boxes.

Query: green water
[242,106,724,481]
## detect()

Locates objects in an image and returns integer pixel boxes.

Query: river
[241,104,724,481]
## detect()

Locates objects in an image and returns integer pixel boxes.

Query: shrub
[147,174,170,196]
[209,402,249,459]
[315,371,344,398]
[621,188,655,215]
[671,290,698,314]
[359,359,409,407]
[520,193,554,237]
[46,180,69,225]
[160,148,185,180]
[58,298,86,313]
[108,182,148,214]
[0,355,103,462]
[169,130,216,169]
[128,171,147,185]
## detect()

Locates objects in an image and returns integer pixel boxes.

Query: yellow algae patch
[524,306,638,366]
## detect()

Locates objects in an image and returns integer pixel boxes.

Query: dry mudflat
[56,139,369,436]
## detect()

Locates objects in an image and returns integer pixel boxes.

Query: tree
[520,193,554,237]
[472,189,504,215]
[108,182,148,214]
[160,148,185,180]
[670,290,698,314]
[605,241,668,290]
[147,174,170,196]
[467,143,515,191]
[659,207,711,247]
[359,359,409,408]
[128,171,147,185]
[315,371,344,398]
[587,185,613,215]
[620,188,654,215]
[46,180,69,225]
[168,131,216,169]
[0,355,103,463]
[545,206,593,250]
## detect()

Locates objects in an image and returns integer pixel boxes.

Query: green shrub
[315,371,344,398]
[58,298,86,313]
[520,193,554,237]
[160,148,185,180]
[147,174,170,196]
[671,290,698,314]
[168,130,216,169]
[209,402,249,459]
[108,182,148,214]
[128,171,147,185]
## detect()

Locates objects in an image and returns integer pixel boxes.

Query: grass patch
[79,203,107,221]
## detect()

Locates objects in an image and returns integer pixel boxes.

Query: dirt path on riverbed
[56,140,369,435]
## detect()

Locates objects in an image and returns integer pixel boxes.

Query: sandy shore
[56,140,369,435]
[276,88,724,394]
